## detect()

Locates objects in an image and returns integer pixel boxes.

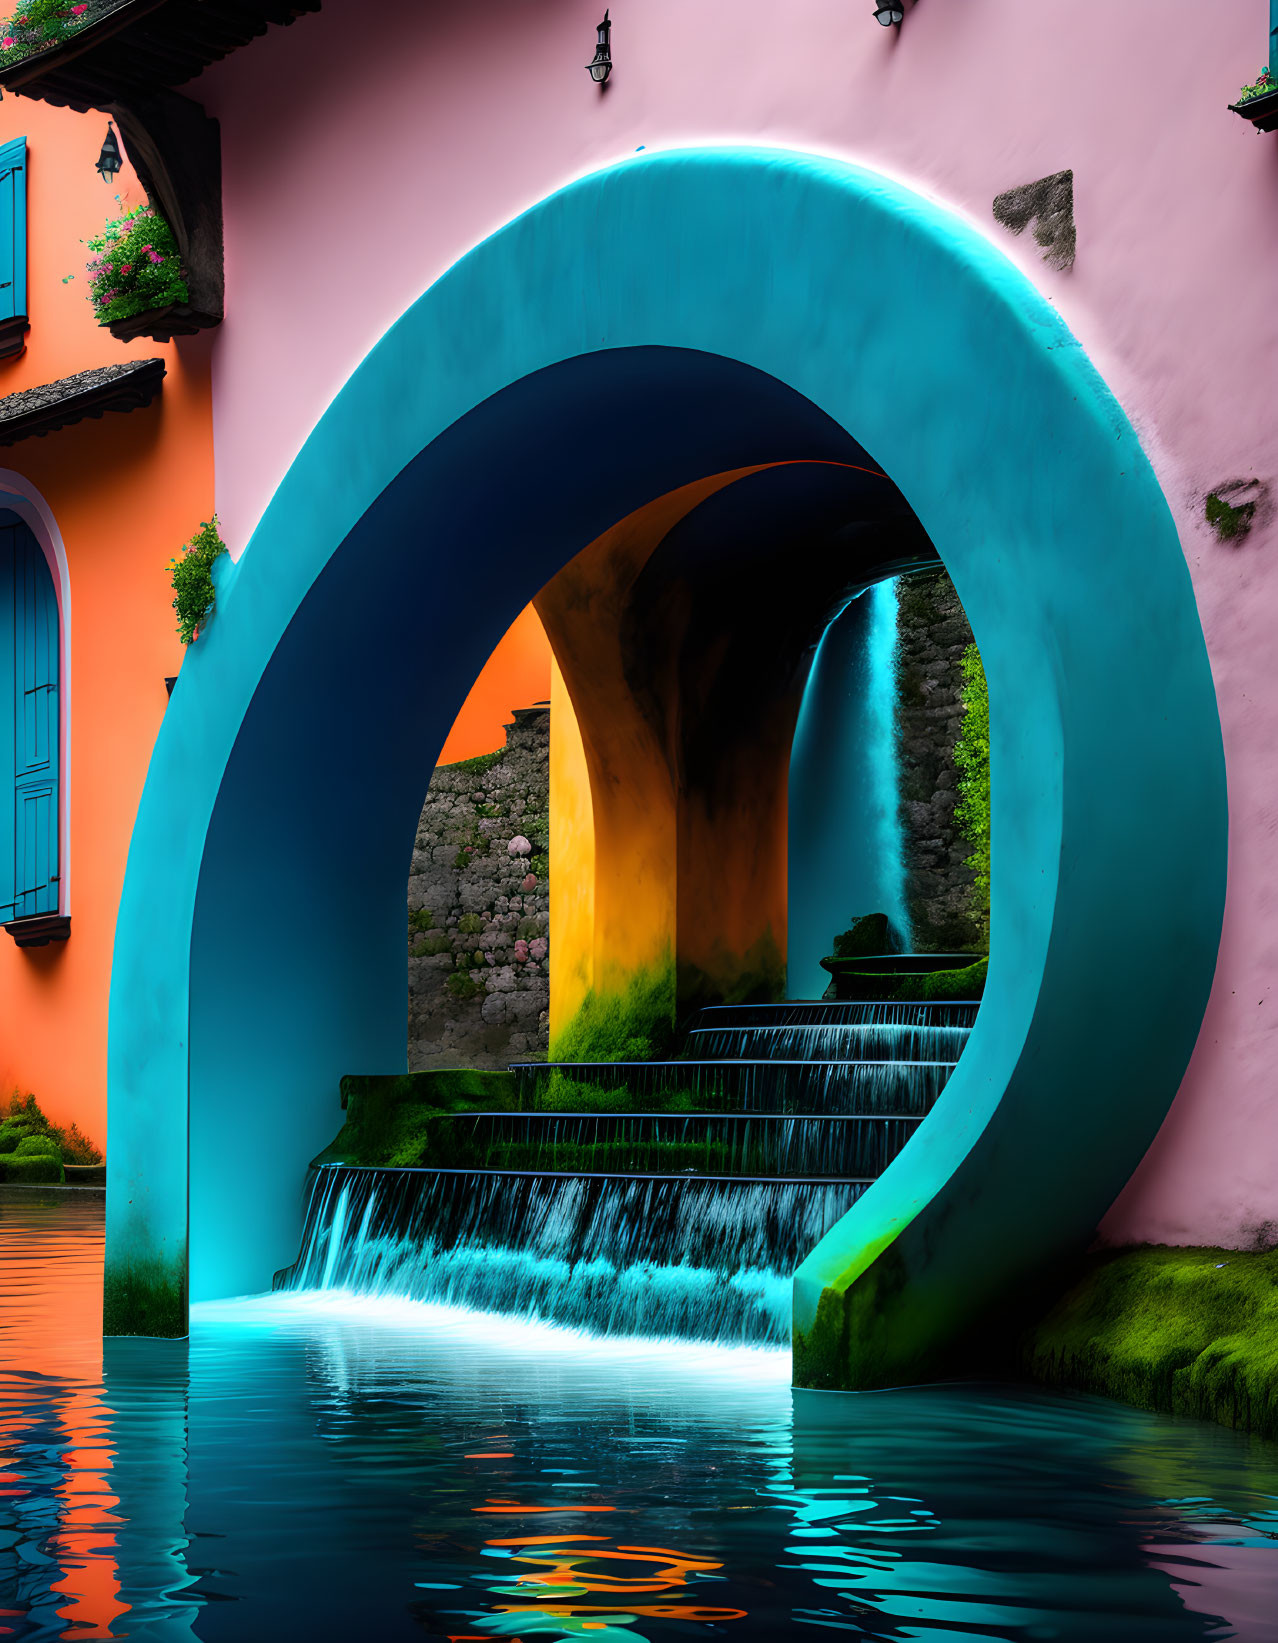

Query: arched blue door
[0,512,60,925]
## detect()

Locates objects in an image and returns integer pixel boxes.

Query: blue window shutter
[0,526,13,924]
[2,519,59,923]
[0,136,27,355]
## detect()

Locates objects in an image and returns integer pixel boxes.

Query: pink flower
[71,4,88,12]
[513,940,530,963]
[148,251,162,263]
[1,38,13,48]
[522,874,537,892]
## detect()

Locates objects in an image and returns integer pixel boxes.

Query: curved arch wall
[192,0,1276,1254]
[107,153,1224,1381]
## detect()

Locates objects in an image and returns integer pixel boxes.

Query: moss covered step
[392,1110,921,1179]
[1022,1244,1278,1442]
[311,1069,518,1169]
[508,1058,952,1116]
[819,953,988,1003]
[693,1000,980,1029]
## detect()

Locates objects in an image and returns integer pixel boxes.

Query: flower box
[107,301,220,343]
[1229,69,1278,131]
[1230,87,1278,131]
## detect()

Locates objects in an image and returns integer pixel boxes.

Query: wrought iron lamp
[587,10,612,83]
[96,123,123,183]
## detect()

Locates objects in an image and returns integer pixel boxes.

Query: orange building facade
[0,96,213,1153]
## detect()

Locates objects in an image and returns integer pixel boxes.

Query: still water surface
[3,1188,1278,1641]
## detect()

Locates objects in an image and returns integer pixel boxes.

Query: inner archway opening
[287,419,990,1345]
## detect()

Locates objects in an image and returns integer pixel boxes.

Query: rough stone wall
[407,705,550,1071]
[895,568,985,954]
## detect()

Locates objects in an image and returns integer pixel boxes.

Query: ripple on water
[3,1188,1278,1641]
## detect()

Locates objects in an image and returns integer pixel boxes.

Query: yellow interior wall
[548,654,596,1041]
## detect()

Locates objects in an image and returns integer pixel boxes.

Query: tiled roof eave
[0,357,165,446]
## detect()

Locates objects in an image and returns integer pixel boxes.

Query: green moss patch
[317,1070,518,1168]
[103,1256,187,1338]
[1022,1245,1278,1442]
[440,748,503,776]
[549,960,677,1063]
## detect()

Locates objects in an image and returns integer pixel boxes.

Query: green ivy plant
[82,202,188,325]
[168,516,226,645]
[953,642,990,939]
[0,0,102,70]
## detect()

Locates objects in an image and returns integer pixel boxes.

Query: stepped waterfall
[281,1000,977,1347]
[281,584,958,1347]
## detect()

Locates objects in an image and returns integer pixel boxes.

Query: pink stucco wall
[195,0,1278,1251]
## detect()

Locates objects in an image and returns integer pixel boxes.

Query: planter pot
[1229,88,1278,131]
[106,302,221,344]
[64,1164,107,1187]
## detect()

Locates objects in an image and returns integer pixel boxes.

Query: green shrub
[49,1121,100,1166]
[0,1122,29,1154]
[516,916,541,940]
[168,517,226,645]
[832,912,890,960]
[83,201,188,326]
[954,643,990,938]
[15,1135,61,1159]
[408,907,436,933]
[457,913,484,935]
[0,1154,64,1184]
[411,933,451,957]
[0,1091,101,1165]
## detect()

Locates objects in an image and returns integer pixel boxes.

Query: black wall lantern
[96,122,123,183]
[587,9,612,84]
[873,3,905,23]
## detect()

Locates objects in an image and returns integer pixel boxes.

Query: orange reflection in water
[0,1191,128,1639]
[482,1531,747,1627]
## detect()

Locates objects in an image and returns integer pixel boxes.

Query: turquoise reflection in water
[4,1193,1278,1640]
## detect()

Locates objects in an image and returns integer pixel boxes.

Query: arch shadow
[105,148,1226,1385]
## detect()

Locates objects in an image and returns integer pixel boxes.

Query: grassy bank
[1022,1244,1278,1442]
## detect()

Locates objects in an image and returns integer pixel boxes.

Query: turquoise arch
[105,146,1226,1381]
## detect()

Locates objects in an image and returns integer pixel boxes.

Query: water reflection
[3,1191,1278,1639]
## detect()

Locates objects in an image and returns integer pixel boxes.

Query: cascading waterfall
[283,1168,866,1346]
[787,580,914,998]
[282,1000,977,1348]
